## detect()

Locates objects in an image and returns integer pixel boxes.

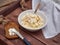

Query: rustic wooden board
[26,30,60,45]
[0,0,17,7]
[0,0,45,45]
[5,6,60,45]
[0,0,20,16]
[0,34,14,45]
[0,8,45,45]
[0,0,60,45]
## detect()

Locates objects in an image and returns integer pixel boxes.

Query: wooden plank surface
[0,0,60,45]
[0,34,14,45]
[5,7,60,45]
[0,8,45,45]
[0,9,45,45]
[5,6,60,45]
[0,0,45,45]
[26,30,60,45]
[0,0,20,16]
[0,0,17,7]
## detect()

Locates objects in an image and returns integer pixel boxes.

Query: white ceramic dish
[18,10,48,31]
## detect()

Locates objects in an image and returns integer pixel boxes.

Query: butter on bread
[5,22,19,39]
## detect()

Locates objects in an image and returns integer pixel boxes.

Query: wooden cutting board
[0,0,19,15]
[0,6,9,12]
[0,0,17,8]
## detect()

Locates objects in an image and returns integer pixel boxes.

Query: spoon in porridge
[34,3,40,13]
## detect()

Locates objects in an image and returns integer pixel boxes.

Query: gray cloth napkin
[32,0,60,38]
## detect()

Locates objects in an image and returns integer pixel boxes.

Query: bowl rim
[18,10,48,31]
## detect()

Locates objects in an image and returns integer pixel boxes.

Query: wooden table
[0,0,60,45]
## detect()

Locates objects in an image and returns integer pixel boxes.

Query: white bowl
[18,10,48,31]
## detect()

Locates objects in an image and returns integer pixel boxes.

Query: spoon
[34,3,40,13]
[9,28,31,45]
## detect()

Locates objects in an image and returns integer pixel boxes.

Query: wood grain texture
[0,0,60,45]
[26,30,60,45]
[5,7,60,45]
[0,0,44,45]
[0,34,14,45]
[0,0,17,7]
[0,7,45,45]
[0,0,20,16]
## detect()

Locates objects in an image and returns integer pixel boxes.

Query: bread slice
[5,22,19,39]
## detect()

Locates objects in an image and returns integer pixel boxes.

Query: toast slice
[5,22,19,39]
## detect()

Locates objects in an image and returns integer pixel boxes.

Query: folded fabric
[52,0,60,10]
[32,0,60,38]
